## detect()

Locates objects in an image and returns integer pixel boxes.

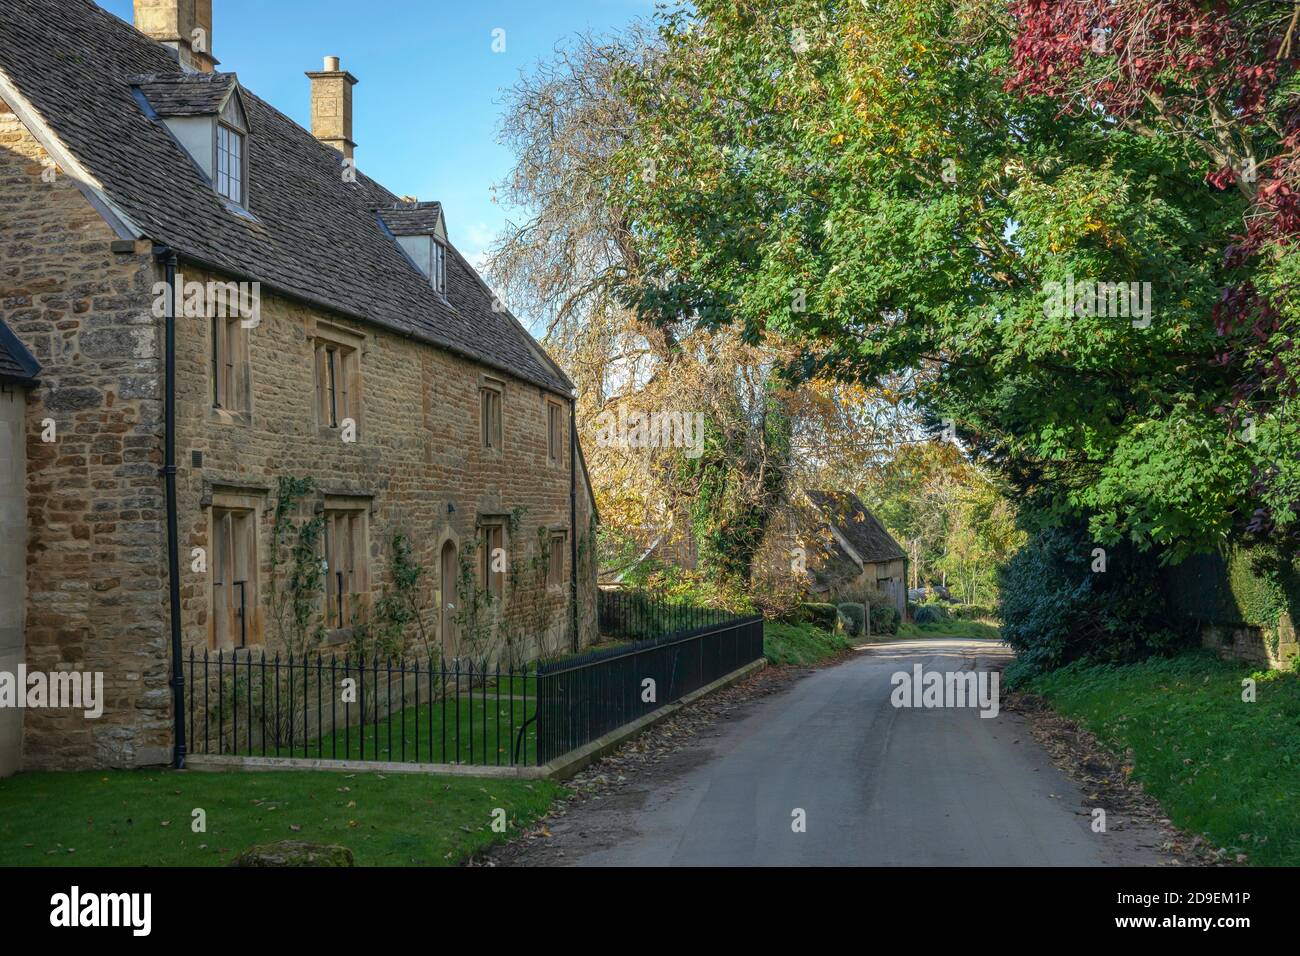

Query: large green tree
[613,0,1276,559]
[492,27,927,594]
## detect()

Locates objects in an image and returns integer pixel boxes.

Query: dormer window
[377,201,451,297]
[216,123,245,204]
[130,72,252,212]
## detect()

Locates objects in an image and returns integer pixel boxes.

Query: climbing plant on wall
[685,379,793,588]
[348,531,434,662]
[266,476,326,658]
[449,507,569,670]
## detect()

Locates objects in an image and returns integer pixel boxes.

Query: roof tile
[129,71,236,116]
[805,489,907,565]
[378,201,444,236]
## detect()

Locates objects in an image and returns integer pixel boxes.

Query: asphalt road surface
[563,638,1172,867]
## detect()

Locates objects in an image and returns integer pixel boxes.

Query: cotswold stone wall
[171,264,594,671]
[1202,618,1299,670]
[1161,548,1300,669]
[0,97,170,770]
[2,100,596,770]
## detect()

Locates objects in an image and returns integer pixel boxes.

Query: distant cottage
[798,490,908,608]
[754,489,908,617]
[613,486,909,619]
[0,0,597,774]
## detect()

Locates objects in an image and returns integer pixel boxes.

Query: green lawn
[303,694,538,766]
[217,691,538,764]
[1027,652,1300,866]
[0,769,561,867]
[764,620,853,665]
[196,677,538,767]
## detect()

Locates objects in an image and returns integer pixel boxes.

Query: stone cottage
[0,0,597,773]
[756,489,908,616]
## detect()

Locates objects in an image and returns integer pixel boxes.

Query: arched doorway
[440,540,458,661]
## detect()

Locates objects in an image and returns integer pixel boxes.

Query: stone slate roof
[0,0,571,394]
[0,318,41,386]
[379,201,444,236]
[805,490,906,565]
[129,71,237,116]
[797,490,905,593]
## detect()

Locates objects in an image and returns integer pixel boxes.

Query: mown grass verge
[897,618,1002,641]
[0,769,561,867]
[764,620,853,666]
[1026,652,1300,866]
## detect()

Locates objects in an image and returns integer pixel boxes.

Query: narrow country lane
[531,638,1177,867]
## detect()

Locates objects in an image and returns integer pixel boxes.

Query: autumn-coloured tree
[857,440,1024,603]
[491,30,923,595]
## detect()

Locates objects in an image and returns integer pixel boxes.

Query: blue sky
[100,0,651,271]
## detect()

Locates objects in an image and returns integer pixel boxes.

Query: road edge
[539,658,768,781]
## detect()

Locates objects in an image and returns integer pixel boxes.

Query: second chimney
[133,0,217,73]
[306,56,358,161]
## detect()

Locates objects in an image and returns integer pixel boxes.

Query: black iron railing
[187,594,762,769]
[186,650,538,766]
[535,611,764,763]
[597,588,738,641]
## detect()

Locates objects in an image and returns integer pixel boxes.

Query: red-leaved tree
[1007,0,1300,539]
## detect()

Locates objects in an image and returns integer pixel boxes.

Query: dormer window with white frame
[378,201,451,297]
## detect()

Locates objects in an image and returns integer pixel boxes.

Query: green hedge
[1160,546,1299,629]
[949,603,996,620]
[1223,547,1298,629]
[869,603,900,635]
[999,523,1188,679]
[800,602,838,629]
[836,603,865,638]
[914,604,949,625]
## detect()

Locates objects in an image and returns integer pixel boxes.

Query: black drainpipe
[156,246,186,769]
[569,394,579,653]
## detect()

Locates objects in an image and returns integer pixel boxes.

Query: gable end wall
[0,95,170,770]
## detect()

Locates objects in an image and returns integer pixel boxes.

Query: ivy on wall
[1227,546,1300,631]
[685,383,792,588]
[451,505,571,667]
[349,531,433,661]
[262,487,588,667]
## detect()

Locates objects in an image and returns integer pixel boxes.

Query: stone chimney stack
[191,1,216,73]
[306,56,358,161]
[133,0,218,73]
